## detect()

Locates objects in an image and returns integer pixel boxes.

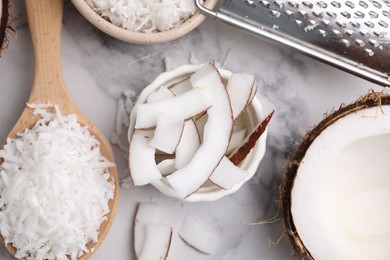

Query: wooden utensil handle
[25,0,67,104]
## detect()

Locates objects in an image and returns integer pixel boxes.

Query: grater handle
[195,0,390,87]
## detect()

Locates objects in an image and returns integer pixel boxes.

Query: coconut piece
[281,92,390,260]
[226,128,247,155]
[138,224,172,260]
[134,203,161,258]
[166,63,233,198]
[146,86,175,103]
[248,81,258,106]
[135,88,212,129]
[194,113,208,142]
[149,113,185,154]
[175,120,201,169]
[226,73,255,120]
[230,110,274,165]
[179,214,218,255]
[209,156,249,190]
[157,159,176,176]
[129,130,162,186]
[169,78,192,95]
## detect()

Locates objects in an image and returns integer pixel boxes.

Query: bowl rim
[70,0,218,44]
[129,64,267,202]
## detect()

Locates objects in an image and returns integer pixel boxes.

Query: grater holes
[260,1,271,8]
[351,21,361,28]
[364,21,375,28]
[270,10,282,18]
[374,31,385,37]
[341,39,351,47]
[373,1,382,8]
[369,11,379,19]
[383,11,390,18]
[326,12,337,19]
[359,1,369,9]
[379,21,389,28]
[336,21,347,28]
[273,1,285,9]
[331,1,341,8]
[345,1,355,9]
[345,29,355,37]
[285,10,294,16]
[298,10,309,18]
[354,11,365,18]
[245,0,257,8]
[318,29,327,37]
[317,1,327,8]
[355,39,365,47]
[294,19,304,27]
[322,19,331,27]
[288,1,299,8]
[359,30,369,37]
[332,29,342,36]
[364,48,375,56]
[302,1,313,9]
[341,11,352,19]
[368,39,380,47]
[313,11,324,18]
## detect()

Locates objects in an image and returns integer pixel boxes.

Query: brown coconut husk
[280,91,390,259]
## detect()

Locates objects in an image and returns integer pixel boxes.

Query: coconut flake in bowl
[127,64,270,202]
[71,0,217,44]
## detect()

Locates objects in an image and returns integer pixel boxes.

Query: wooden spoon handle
[25,0,69,104]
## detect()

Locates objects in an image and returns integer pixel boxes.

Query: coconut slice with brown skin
[209,156,249,190]
[138,224,172,260]
[281,92,390,260]
[129,130,162,186]
[166,63,233,198]
[135,88,212,129]
[230,110,274,165]
[149,113,185,154]
[226,128,247,155]
[175,119,201,169]
[226,73,255,120]
[179,214,219,255]
[133,203,161,258]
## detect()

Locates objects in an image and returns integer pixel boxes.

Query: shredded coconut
[85,0,198,33]
[0,104,115,260]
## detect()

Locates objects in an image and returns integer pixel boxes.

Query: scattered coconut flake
[138,224,172,260]
[0,105,115,260]
[85,0,198,33]
[179,214,219,255]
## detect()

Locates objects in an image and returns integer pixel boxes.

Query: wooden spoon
[1,0,119,258]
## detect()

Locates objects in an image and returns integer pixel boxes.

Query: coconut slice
[175,120,201,169]
[168,78,192,95]
[194,113,208,142]
[157,159,176,176]
[282,93,390,260]
[135,88,212,129]
[226,128,247,155]
[138,224,172,260]
[230,110,274,165]
[226,73,255,120]
[166,63,233,198]
[129,130,162,186]
[179,214,218,255]
[134,203,161,258]
[146,86,175,103]
[149,113,185,154]
[209,156,249,190]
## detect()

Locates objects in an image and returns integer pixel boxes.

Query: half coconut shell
[280,91,390,259]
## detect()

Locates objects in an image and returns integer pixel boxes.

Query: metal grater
[195,0,390,87]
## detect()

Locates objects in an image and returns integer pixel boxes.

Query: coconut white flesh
[134,203,161,258]
[194,113,208,142]
[135,88,212,129]
[209,156,249,190]
[248,81,258,106]
[175,120,201,169]
[146,86,175,103]
[157,159,177,176]
[138,224,172,260]
[169,78,192,95]
[292,106,390,260]
[227,128,247,155]
[226,73,255,120]
[166,64,233,198]
[129,130,162,186]
[179,214,218,255]
[149,113,185,154]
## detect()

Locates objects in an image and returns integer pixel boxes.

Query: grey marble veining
[0,1,384,260]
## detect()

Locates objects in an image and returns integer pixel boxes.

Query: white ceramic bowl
[71,0,217,44]
[128,64,267,201]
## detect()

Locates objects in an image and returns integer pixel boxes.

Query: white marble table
[0,1,383,260]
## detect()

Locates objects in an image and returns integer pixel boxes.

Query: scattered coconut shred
[0,104,115,260]
[85,0,198,32]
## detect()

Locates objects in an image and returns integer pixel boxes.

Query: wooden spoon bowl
[0,0,119,258]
